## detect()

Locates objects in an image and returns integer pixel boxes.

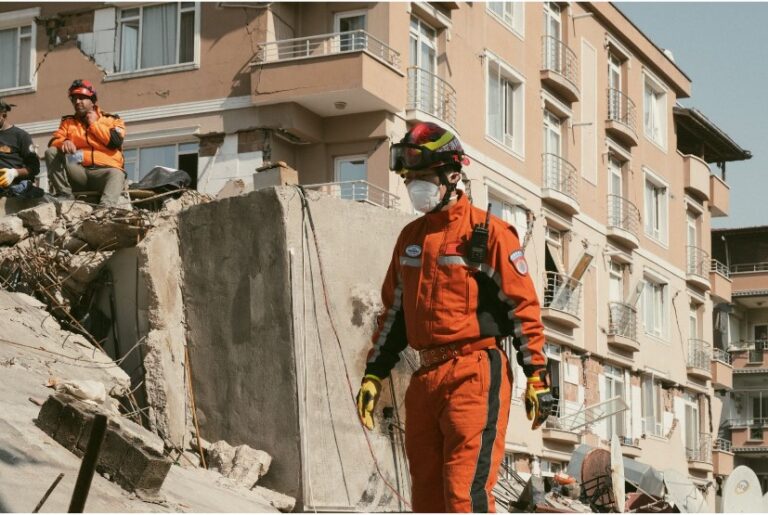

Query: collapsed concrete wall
[179,187,416,510]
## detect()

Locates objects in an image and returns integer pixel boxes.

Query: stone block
[229,445,272,488]
[68,251,114,284]
[35,394,68,437]
[17,203,58,232]
[57,200,94,224]
[253,163,298,190]
[117,445,172,494]
[53,402,88,452]
[217,179,251,199]
[75,219,147,250]
[75,411,96,457]
[0,216,27,244]
[97,425,133,478]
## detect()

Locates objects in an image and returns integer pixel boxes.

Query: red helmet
[68,79,97,101]
[389,122,467,174]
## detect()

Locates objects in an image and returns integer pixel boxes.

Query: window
[641,376,663,437]
[540,458,566,477]
[684,394,700,458]
[334,155,368,201]
[499,453,515,480]
[643,277,667,338]
[608,261,624,303]
[409,16,438,115]
[644,171,668,244]
[604,365,627,438]
[689,302,700,340]
[545,343,562,418]
[487,2,524,35]
[335,10,367,52]
[643,74,667,147]
[542,2,562,71]
[488,193,529,244]
[486,54,524,154]
[124,142,199,185]
[117,2,197,73]
[0,8,37,92]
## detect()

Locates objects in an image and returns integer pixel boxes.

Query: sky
[616,2,768,229]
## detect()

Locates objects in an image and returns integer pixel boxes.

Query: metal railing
[543,271,582,318]
[252,30,401,69]
[712,347,732,365]
[607,301,637,341]
[406,67,457,127]
[542,153,578,201]
[713,438,732,452]
[606,194,640,239]
[728,418,768,429]
[731,262,768,274]
[302,180,399,209]
[607,88,637,134]
[728,339,768,351]
[711,259,730,277]
[541,36,579,91]
[687,338,711,371]
[686,246,710,279]
[686,432,712,463]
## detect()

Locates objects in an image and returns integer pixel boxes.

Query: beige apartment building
[711,227,768,494]
[1,0,751,506]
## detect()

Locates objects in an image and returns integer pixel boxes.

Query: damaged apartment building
[0,1,754,512]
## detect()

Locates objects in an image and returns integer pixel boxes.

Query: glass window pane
[19,33,31,86]
[0,28,19,89]
[121,8,140,18]
[141,3,178,69]
[179,11,195,63]
[119,21,139,72]
[139,145,177,179]
[488,61,501,140]
[336,157,367,201]
[178,142,198,154]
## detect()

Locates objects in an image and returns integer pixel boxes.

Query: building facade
[712,227,768,494]
[1,1,751,506]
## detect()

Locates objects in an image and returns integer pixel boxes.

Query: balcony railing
[542,153,578,201]
[731,261,768,274]
[712,347,732,365]
[543,271,582,318]
[686,433,712,463]
[688,338,711,370]
[407,67,457,126]
[541,36,578,90]
[728,339,768,351]
[607,301,637,341]
[607,88,637,133]
[302,180,399,209]
[253,30,401,69]
[714,438,732,452]
[687,246,710,279]
[606,195,640,239]
[728,417,768,428]
[711,259,730,277]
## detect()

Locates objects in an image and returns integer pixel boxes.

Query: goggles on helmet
[389,142,464,175]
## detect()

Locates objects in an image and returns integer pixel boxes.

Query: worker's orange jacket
[50,107,126,170]
[365,192,547,379]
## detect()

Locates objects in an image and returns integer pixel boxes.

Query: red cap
[68,79,97,100]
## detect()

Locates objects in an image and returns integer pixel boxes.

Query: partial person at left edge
[0,98,43,199]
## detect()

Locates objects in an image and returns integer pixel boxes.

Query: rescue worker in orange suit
[356,122,555,512]
[45,79,127,207]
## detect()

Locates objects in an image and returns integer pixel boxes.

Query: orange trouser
[405,346,512,512]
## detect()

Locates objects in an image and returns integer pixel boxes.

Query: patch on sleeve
[405,244,422,257]
[509,249,528,275]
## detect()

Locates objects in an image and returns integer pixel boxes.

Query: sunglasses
[389,143,463,174]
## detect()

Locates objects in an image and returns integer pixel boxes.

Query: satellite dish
[762,491,768,512]
[722,465,763,513]
[581,448,613,510]
[610,434,625,513]
[663,469,707,513]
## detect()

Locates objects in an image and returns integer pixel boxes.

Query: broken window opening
[124,141,199,185]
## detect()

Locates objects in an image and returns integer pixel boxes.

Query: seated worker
[45,79,126,207]
[0,98,42,198]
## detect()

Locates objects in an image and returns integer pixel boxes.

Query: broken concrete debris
[207,439,273,489]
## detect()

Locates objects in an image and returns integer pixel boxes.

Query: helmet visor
[389,143,428,172]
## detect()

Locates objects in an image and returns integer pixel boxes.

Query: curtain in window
[644,85,654,134]
[141,3,177,69]
[120,21,139,72]
[488,61,502,140]
[0,28,19,89]
[644,181,654,234]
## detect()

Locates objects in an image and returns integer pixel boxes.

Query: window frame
[643,275,669,340]
[643,71,668,150]
[0,7,39,94]
[486,1,525,39]
[643,167,669,246]
[111,2,201,80]
[123,140,199,183]
[641,376,664,438]
[485,51,525,158]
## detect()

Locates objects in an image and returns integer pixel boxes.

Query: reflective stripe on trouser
[405,347,512,512]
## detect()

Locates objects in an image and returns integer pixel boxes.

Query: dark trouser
[45,147,126,207]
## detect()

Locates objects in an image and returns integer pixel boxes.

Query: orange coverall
[365,192,547,512]
[50,107,126,170]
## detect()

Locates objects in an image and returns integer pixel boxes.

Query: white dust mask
[407,180,442,213]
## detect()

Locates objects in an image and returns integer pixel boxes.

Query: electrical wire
[0,334,144,370]
[296,186,412,510]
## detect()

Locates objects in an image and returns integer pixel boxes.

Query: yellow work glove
[356,374,382,430]
[0,168,18,189]
[525,368,556,430]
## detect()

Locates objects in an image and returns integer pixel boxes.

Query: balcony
[711,348,733,390]
[606,195,640,249]
[406,67,457,128]
[730,262,768,294]
[541,153,579,215]
[540,36,579,102]
[729,340,768,370]
[682,154,710,201]
[712,438,734,476]
[542,417,580,445]
[686,433,713,473]
[607,302,639,352]
[710,174,730,217]
[687,338,712,380]
[302,181,399,209]
[250,30,404,116]
[686,246,711,291]
[542,271,582,328]
[730,419,768,452]
[606,89,638,147]
[619,436,642,458]
[709,259,732,304]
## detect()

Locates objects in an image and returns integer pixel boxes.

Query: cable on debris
[296,186,412,510]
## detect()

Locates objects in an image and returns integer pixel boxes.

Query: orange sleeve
[49,120,70,149]
[87,115,125,147]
